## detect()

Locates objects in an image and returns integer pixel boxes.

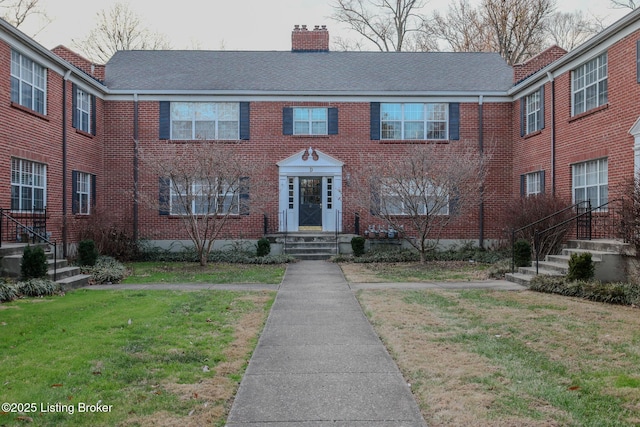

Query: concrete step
[56,274,92,291]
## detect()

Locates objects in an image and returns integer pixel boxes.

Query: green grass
[123,262,285,284]
[0,289,274,426]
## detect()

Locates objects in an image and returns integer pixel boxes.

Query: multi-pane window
[76,87,92,133]
[525,171,542,196]
[11,158,46,211]
[294,108,327,135]
[572,52,608,115]
[169,179,239,215]
[572,158,608,209]
[381,103,448,140]
[10,49,46,114]
[525,90,542,134]
[75,172,92,214]
[170,102,239,140]
[380,180,449,216]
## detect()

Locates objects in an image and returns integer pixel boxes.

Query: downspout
[547,72,556,195]
[478,95,485,249]
[133,94,139,241]
[62,70,72,257]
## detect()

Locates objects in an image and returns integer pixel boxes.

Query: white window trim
[380,180,449,216]
[572,52,608,116]
[381,103,449,141]
[76,172,92,215]
[76,88,92,134]
[11,158,47,212]
[525,171,542,196]
[169,178,239,216]
[572,158,608,210]
[170,102,239,140]
[10,49,47,115]
[293,107,328,135]
[525,91,541,134]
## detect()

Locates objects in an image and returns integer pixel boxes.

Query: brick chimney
[513,45,567,83]
[292,25,329,52]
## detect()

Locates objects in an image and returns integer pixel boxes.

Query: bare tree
[610,0,637,9]
[330,0,436,51]
[140,143,258,266]
[432,0,494,53]
[353,142,489,263]
[545,10,602,51]
[72,2,171,63]
[0,0,49,32]
[482,0,556,65]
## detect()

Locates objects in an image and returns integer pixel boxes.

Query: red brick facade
[2,10,640,254]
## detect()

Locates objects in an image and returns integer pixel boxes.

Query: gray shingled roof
[104,50,513,94]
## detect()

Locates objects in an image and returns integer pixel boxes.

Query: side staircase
[0,243,91,290]
[506,239,630,286]
[273,233,341,260]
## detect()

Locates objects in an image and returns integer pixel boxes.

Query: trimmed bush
[86,256,127,284]
[15,278,60,297]
[0,282,18,302]
[21,245,48,280]
[513,239,532,268]
[566,252,595,282]
[351,236,366,257]
[530,275,640,306]
[78,239,99,267]
[256,237,271,257]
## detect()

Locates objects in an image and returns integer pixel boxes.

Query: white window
[381,103,448,140]
[76,88,92,133]
[169,179,239,215]
[10,49,46,114]
[524,171,543,196]
[572,53,608,116]
[525,90,542,134]
[294,108,327,135]
[75,172,92,215]
[11,158,46,211]
[170,102,239,140]
[380,180,449,216]
[572,158,608,209]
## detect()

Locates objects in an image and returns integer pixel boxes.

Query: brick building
[1,9,640,256]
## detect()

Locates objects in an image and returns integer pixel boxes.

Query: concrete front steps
[505,239,630,286]
[280,233,339,260]
[0,243,91,290]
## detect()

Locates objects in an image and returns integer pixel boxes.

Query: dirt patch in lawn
[341,261,491,283]
[358,289,640,426]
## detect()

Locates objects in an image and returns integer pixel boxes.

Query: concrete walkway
[225,260,427,426]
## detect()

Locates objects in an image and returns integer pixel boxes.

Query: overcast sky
[19,0,631,52]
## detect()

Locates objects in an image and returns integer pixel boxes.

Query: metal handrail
[511,201,589,273]
[334,210,341,255]
[0,208,58,281]
[531,199,622,274]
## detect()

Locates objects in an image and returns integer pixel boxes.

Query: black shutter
[239,177,250,215]
[91,174,97,209]
[72,171,79,214]
[159,177,170,216]
[520,99,525,137]
[71,83,78,129]
[239,102,250,140]
[328,107,338,135]
[91,95,97,136]
[520,174,526,196]
[540,170,546,194]
[370,102,380,140]
[283,107,293,135]
[539,86,545,131]
[159,101,170,140]
[448,103,460,140]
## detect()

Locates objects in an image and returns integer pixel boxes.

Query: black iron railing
[0,208,58,280]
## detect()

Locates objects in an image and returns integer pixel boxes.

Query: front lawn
[0,289,274,426]
[341,260,492,283]
[123,262,286,285]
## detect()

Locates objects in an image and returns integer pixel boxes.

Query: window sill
[523,130,542,139]
[568,104,609,123]
[377,139,451,145]
[291,134,330,138]
[10,102,48,121]
[75,129,94,138]
[164,139,242,144]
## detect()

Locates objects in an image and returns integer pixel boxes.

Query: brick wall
[292,25,329,52]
